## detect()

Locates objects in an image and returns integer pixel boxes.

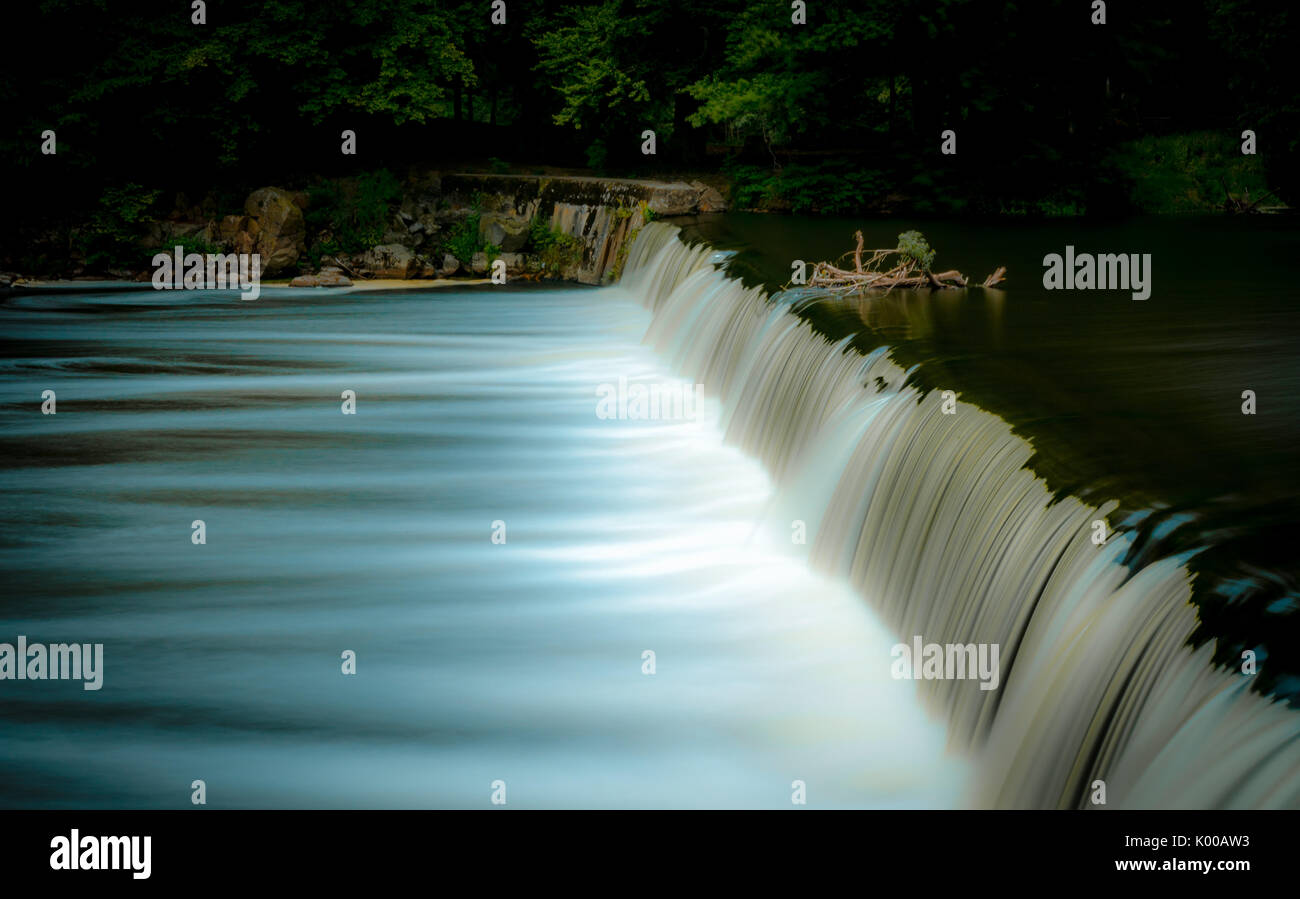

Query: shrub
[722,158,887,214]
[77,183,162,270]
[445,213,483,265]
[527,216,583,271]
[306,168,401,253]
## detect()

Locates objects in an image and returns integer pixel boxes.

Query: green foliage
[895,231,935,272]
[993,194,1087,217]
[685,3,890,148]
[6,0,1297,238]
[438,191,509,267]
[724,159,888,214]
[445,213,483,265]
[1102,132,1271,214]
[306,237,343,271]
[1207,0,1300,204]
[526,215,583,272]
[184,0,476,129]
[528,215,557,250]
[530,3,658,132]
[306,168,401,254]
[488,157,510,174]
[584,140,608,172]
[76,183,162,270]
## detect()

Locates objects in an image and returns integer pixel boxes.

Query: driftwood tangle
[1221,177,1276,214]
[806,230,1006,294]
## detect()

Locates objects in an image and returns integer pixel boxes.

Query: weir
[617,222,1300,809]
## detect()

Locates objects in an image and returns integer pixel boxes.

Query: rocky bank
[1,172,727,290]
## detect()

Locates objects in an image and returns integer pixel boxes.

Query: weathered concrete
[440,174,710,284]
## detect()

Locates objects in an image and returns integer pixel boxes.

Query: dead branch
[800,231,1006,295]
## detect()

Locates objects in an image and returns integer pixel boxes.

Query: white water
[0,282,962,808]
[618,223,1300,809]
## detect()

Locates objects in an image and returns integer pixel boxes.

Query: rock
[499,253,526,275]
[243,187,307,276]
[232,230,257,257]
[289,271,352,288]
[417,213,441,237]
[142,220,211,248]
[435,207,471,228]
[169,221,209,241]
[355,244,417,279]
[690,181,728,213]
[438,254,460,277]
[409,255,436,279]
[478,212,530,252]
[645,184,700,216]
[470,252,489,275]
[219,215,251,244]
[381,212,413,246]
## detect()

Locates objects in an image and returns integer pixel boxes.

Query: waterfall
[617,222,1300,809]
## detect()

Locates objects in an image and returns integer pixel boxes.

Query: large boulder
[243,187,307,275]
[218,215,251,244]
[355,244,417,279]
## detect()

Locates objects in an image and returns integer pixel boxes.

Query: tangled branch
[801,230,1006,294]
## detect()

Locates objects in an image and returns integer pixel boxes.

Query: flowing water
[3,215,1299,809]
[619,221,1300,808]
[0,280,960,808]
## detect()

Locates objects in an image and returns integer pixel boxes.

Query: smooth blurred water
[0,283,964,808]
[678,214,1300,699]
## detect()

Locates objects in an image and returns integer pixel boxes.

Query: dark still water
[0,282,961,808]
[677,214,1300,698]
